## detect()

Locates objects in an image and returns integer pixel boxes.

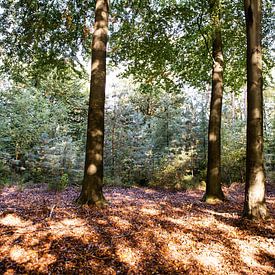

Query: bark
[243,0,269,219]
[203,0,225,203]
[77,0,109,207]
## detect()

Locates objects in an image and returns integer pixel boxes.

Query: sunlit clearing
[0,214,31,227]
[116,244,141,266]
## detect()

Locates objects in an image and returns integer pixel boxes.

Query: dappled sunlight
[232,238,274,273]
[108,215,132,229]
[10,245,38,264]
[49,218,89,238]
[0,214,31,227]
[0,185,274,273]
[91,59,100,72]
[140,206,161,216]
[163,216,186,226]
[87,164,97,175]
[196,249,222,270]
[209,132,217,142]
[116,243,141,266]
[143,188,158,194]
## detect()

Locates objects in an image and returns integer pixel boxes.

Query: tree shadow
[0,185,274,274]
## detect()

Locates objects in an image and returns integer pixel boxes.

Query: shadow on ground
[0,183,274,274]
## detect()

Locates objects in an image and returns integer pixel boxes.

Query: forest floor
[0,182,274,274]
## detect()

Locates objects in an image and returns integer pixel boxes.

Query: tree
[203,0,225,202]
[243,0,269,219]
[77,0,109,207]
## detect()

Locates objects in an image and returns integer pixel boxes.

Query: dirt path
[0,183,274,274]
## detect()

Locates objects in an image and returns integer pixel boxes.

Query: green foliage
[0,0,94,82]
[0,0,274,191]
[47,173,68,192]
[150,151,201,190]
[222,147,246,184]
[0,87,67,158]
[60,173,69,189]
[221,94,247,184]
[0,160,12,188]
[104,76,208,186]
[110,0,275,93]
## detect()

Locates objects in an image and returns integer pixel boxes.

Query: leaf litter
[0,182,274,274]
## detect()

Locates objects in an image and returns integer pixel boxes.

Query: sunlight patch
[164,217,186,226]
[141,207,160,215]
[196,252,221,269]
[10,245,37,264]
[196,243,225,270]
[116,244,141,266]
[209,133,217,141]
[167,241,184,261]
[143,189,157,194]
[233,239,269,270]
[49,218,88,238]
[109,215,132,229]
[87,164,97,175]
[0,214,31,227]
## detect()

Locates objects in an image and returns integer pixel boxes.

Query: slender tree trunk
[166,107,169,147]
[232,91,235,127]
[243,0,269,219]
[111,122,115,178]
[203,0,225,203]
[77,0,109,207]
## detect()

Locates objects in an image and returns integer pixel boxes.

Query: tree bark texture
[243,0,269,219]
[77,0,109,207]
[204,0,225,203]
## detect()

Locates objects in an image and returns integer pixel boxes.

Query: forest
[0,0,274,274]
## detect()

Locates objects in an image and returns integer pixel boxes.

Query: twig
[49,205,56,219]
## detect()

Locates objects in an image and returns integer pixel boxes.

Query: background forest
[0,0,274,273]
[0,0,274,191]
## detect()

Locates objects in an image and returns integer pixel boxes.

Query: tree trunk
[77,0,109,207]
[111,121,116,178]
[243,0,269,219]
[203,0,225,203]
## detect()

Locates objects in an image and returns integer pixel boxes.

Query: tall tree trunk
[77,0,109,207]
[203,0,225,203]
[243,0,269,219]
